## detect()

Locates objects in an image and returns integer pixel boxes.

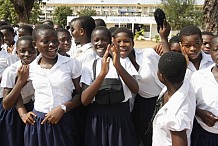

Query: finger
[103,44,110,58]
[27,115,35,124]
[41,116,49,124]
[26,118,35,125]
[29,112,37,117]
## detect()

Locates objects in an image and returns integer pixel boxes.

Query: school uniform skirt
[191,118,218,146]
[24,109,79,146]
[85,101,138,146]
[0,98,34,146]
[131,94,158,146]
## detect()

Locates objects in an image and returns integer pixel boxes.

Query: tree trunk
[203,0,218,35]
[10,0,35,23]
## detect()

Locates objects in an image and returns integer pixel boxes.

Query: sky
[44,0,205,5]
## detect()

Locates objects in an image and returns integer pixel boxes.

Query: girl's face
[34,29,59,60]
[17,40,37,65]
[210,39,218,65]
[181,34,202,60]
[114,32,134,58]
[70,21,82,43]
[91,30,111,57]
[0,29,14,46]
[57,31,72,53]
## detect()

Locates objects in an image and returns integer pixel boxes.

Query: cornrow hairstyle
[158,51,187,84]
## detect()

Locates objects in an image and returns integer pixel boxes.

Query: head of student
[91,26,111,57]
[17,24,33,38]
[210,36,218,65]
[32,24,59,59]
[157,51,187,85]
[0,25,15,46]
[70,16,95,44]
[16,36,37,64]
[56,28,72,54]
[179,25,202,61]
[113,27,134,58]
[94,18,106,27]
[169,36,181,53]
[201,31,215,54]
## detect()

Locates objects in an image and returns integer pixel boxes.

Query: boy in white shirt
[152,52,196,146]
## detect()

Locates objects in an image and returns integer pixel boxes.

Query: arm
[196,107,218,127]
[16,95,36,125]
[171,130,188,146]
[81,46,110,106]
[159,20,171,54]
[2,65,29,109]
[111,45,139,94]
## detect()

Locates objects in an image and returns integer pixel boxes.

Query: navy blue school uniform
[81,57,139,146]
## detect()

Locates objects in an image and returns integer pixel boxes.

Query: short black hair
[18,24,33,35]
[56,28,71,36]
[113,27,134,41]
[202,31,214,36]
[42,20,54,27]
[158,51,187,84]
[16,36,33,48]
[0,31,3,40]
[0,25,14,34]
[169,36,180,46]
[76,16,95,40]
[32,24,55,41]
[95,18,106,27]
[109,27,118,37]
[91,26,111,44]
[179,25,202,42]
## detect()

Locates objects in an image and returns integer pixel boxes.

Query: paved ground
[134,40,157,49]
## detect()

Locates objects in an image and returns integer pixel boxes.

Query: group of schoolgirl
[0,15,217,146]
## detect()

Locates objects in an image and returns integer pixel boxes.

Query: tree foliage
[202,0,218,34]
[0,0,17,23]
[161,0,203,30]
[53,6,73,27]
[77,8,97,16]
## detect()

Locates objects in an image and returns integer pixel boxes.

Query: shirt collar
[80,42,92,52]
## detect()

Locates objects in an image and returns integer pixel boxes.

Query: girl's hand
[100,44,110,76]
[159,20,171,40]
[41,105,65,125]
[153,43,163,56]
[110,44,121,68]
[21,112,36,125]
[17,65,29,85]
[181,46,189,66]
[198,109,218,127]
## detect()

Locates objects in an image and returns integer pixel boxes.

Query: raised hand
[17,65,29,85]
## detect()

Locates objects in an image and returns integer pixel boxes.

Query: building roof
[43,0,204,5]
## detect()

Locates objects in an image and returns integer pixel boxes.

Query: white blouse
[134,48,164,98]
[80,55,139,102]
[152,79,196,146]
[191,65,218,133]
[29,54,82,113]
[1,61,34,104]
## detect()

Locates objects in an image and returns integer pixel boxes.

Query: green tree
[161,0,203,30]
[203,0,218,34]
[77,8,97,16]
[29,1,41,24]
[53,6,73,27]
[0,0,17,23]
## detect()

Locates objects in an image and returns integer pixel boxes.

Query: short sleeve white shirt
[0,49,18,98]
[71,43,96,66]
[29,54,82,113]
[1,61,34,104]
[134,48,164,98]
[80,55,139,102]
[152,79,196,146]
[185,51,214,79]
[191,65,218,133]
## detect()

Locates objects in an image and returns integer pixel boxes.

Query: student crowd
[0,15,217,146]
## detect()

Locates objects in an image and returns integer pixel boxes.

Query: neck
[165,82,183,100]
[190,53,202,70]
[80,38,90,46]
